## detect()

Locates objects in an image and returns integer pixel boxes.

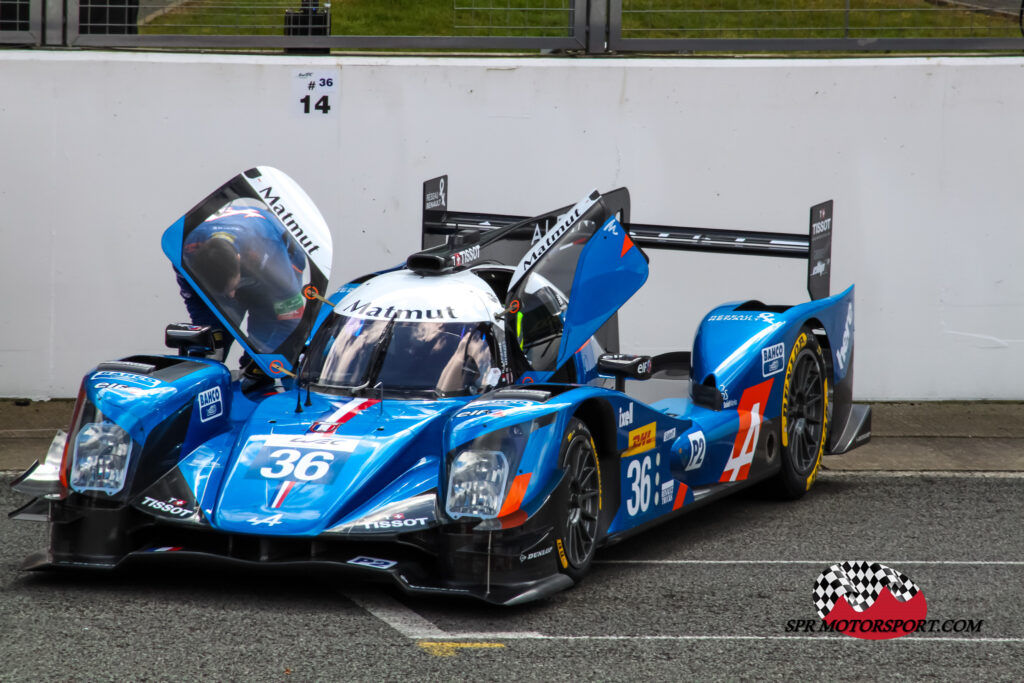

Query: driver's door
[162,167,333,379]
[505,189,649,381]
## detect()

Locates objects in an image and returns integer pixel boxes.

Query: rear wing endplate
[420,175,833,301]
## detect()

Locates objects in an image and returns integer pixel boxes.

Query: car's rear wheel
[773,328,829,499]
[555,418,601,582]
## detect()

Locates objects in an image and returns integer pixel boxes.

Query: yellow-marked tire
[555,418,601,583]
[773,328,829,499]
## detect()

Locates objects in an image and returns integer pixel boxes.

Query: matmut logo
[623,422,656,457]
[258,185,322,256]
[342,299,458,320]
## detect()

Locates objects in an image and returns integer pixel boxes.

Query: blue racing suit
[177,207,307,355]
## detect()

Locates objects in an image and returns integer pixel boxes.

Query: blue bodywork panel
[17,173,868,605]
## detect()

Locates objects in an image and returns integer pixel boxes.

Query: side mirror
[165,324,225,359]
[598,353,653,381]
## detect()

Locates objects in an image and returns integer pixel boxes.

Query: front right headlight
[445,449,510,519]
[70,417,134,496]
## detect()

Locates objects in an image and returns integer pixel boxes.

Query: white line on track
[342,589,1024,647]
[595,560,1024,565]
[435,635,1021,643]
[820,470,1024,478]
[343,590,451,639]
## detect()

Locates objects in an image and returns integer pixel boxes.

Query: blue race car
[12,168,871,605]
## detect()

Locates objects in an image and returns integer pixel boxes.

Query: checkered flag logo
[813,562,920,619]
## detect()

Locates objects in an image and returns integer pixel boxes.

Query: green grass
[143,0,573,38]
[621,0,1022,39]
[141,0,1020,41]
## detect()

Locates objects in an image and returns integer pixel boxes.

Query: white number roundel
[260,449,335,481]
[626,455,652,516]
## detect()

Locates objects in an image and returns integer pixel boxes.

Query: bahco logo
[813,562,927,641]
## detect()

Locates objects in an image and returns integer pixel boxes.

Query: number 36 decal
[261,449,334,481]
[249,447,344,484]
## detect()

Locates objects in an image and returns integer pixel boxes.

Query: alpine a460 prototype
[12,168,871,605]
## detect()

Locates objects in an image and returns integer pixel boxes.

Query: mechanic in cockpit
[176,204,308,378]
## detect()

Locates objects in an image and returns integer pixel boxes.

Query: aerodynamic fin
[417,176,833,301]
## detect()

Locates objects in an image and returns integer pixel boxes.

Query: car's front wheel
[554,418,601,582]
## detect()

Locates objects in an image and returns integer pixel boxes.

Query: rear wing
[420,175,833,301]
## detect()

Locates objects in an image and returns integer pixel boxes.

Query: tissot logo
[342,299,457,320]
[258,186,322,255]
[140,496,193,518]
[812,217,832,235]
[363,516,428,530]
[453,244,480,267]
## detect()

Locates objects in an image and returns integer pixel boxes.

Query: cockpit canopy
[304,270,505,397]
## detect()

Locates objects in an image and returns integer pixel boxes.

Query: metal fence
[2,0,1023,51]
[0,0,41,44]
[609,0,1024,51]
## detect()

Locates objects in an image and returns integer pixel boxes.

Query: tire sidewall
[554,417,601,583]
[778,330,829,497]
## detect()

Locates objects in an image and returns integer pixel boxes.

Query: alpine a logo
[258,186,322,256]
[342,299,458,320]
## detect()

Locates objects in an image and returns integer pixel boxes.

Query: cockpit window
[507,204,602,371]
[306,314,497,397]
[182,198,311,354]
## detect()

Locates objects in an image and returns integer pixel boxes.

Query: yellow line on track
[418,642,506,657]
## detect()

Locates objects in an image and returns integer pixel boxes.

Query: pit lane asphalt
[2,402,1023,681]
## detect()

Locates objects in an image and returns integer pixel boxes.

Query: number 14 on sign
[292,69,339,118]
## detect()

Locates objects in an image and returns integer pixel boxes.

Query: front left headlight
[446,449,510,519]
[70,420,134,496]
[444,416,551,521]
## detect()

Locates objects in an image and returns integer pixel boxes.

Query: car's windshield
[306,314,498,397]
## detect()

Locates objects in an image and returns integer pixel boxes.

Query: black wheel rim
[785,349,825,473]
[564,436,599,568]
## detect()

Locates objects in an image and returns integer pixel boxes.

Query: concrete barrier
[1,52,1023,399]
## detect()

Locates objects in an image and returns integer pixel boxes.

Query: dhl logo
[623,422,656,457]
